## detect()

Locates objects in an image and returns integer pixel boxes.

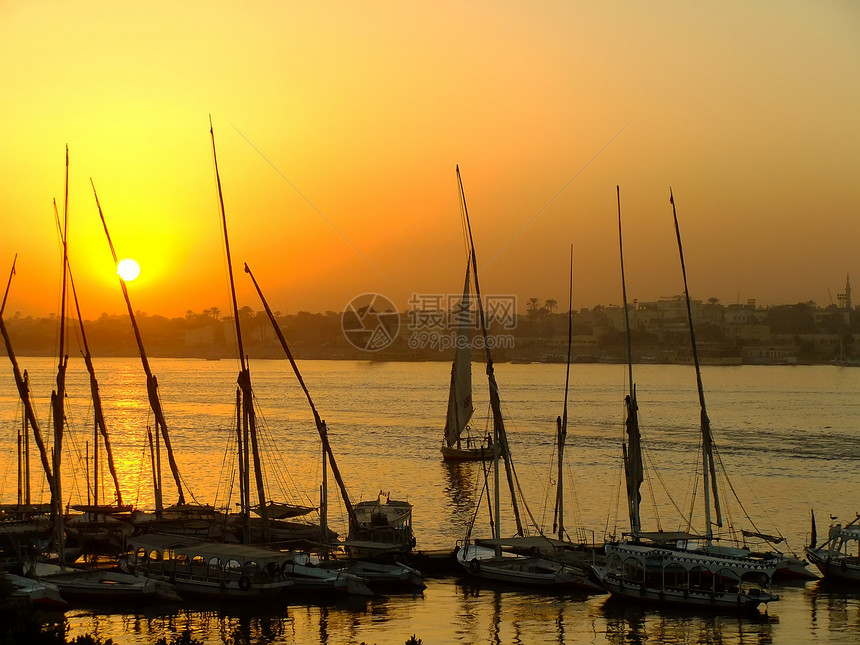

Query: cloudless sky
[1,1,858,319]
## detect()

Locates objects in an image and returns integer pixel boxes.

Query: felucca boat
[452,167,593,589]
[591,187,780,611]
[441,254,492,462]
[207,121,374,596]
[805,511,860,583]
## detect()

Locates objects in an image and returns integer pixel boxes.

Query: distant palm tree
[527,297,541,321]
[544,299,558,314]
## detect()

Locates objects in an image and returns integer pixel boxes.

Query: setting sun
[116,258,140,282]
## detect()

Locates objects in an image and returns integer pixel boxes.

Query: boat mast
[553,244,573,541]
[244,263,358,528]
[51,145,70,566]
[92,180,186,510]
[617,186,643,538]
[210,119,270,542]
[670,188,722,541]
[53,202,124,508]
[0,256,54,496]
[457,165,523,544]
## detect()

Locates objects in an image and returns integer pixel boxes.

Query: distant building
[837,274,852,310]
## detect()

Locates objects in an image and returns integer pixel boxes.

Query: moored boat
[440,254,493,462]
[3,572,68,610]
[120,533,295,600]
[451,167,592,590]
[32,561,180,604]
[592,188,781,611]
[593,541,779,610]
[805,512,860,583]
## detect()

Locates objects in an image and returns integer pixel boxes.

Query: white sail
[444,259,474,447]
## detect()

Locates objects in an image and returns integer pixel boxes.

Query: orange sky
[1,2,858,320]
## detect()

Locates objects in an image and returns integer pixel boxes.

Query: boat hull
[441,446,493,462]
[593,543,779,611]
[805,547,860,583]
[593,566,778,611]
[456,543,595,589]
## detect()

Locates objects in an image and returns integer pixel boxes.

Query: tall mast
[210,118,269,541]
[617,186,643,537]
[456,165,523,544]
[669,188,721,540]
[553,244,573,541]
[51,145,70,565]
[1,257,54,494]
[92,180,186,509]
[245,263,358,528]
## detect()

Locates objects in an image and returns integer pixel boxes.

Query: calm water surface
[2,358,859,644]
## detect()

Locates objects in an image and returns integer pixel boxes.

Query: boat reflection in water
[600,597,775,645]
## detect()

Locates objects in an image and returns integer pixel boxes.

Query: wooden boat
[243,259,416,558]
[32,562,180,604]
[206,121,337,550]
[328,558,425,591]
[3,572,68,610]
[120,533,294,599]
[591,188,781,611]
[347,494,415,555]
[805,512,860,583]
[517,246,604,592]
[592,542,779,610]
[456,543,588,587]
[441,255,493,462]
[452,167,591,589]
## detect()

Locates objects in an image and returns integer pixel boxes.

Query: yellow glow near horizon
[117,258,140,282]
[0,2,858,318]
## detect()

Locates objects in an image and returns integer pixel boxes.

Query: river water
[1,358,859,644]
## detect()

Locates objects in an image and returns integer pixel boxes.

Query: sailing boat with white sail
[591,187,780,610]
[441,255,492,462]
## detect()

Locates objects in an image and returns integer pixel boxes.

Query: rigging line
[230,121,385,279]
[480,124,628,274]
[642,441,687,531]
[496,401,544,523]
[252,395,313,505]
[341,373,382,410]
[608,456,622,539]
[712,442,775,538]
[562,458,585,533]
[684,439,701,534]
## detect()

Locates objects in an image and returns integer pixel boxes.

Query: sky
[1,1,858,320]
